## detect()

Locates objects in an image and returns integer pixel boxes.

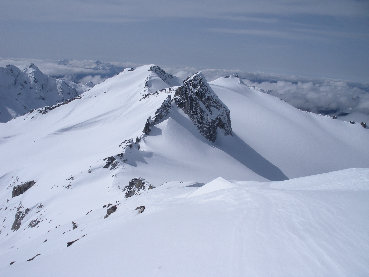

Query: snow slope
[0,64,79,122]
[1,169,368,277]
[0,66,368,188]
[211,76,369,178]
[1,65,369,276]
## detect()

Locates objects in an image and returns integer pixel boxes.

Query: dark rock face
[124,178,154,198]
[143,95,172,135]
[103,156,118,169]
[143,118,152,135]
[135,206,145,214]
[27,254,41,262]
[103,153,124,170]
[12,180,36,198]
[153,95,172,124]
[37,96,81,115]
[12,207,30,231]
[149,65,179,86]
[72,221,78,229]
[28,219,40,228]
[174,72,232,142]
[67,239,79,247]
[104,205,117,218]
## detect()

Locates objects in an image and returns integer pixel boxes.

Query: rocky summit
[174,72,232,142]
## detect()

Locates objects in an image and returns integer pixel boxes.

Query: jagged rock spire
[174,72,232,142]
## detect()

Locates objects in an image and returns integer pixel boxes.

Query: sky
[0,0,368,82]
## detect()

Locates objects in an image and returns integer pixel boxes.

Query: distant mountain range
[1,58,368,124]
[0,63,79,122]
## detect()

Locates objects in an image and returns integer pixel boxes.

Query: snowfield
[1,170,369,277]
[0,64,368,276]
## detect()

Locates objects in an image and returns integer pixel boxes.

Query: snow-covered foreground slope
[0,64,79,122]
[1,169,369,277]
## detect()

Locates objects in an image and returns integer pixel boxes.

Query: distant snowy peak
[174,72,232,142]
[24,63,46,82]
[0,64,79,122]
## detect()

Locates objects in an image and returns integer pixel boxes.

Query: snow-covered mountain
[0,64,79,122]
[0,65,368,276]
[2,58,368,125]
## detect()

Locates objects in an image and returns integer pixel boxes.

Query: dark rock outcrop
[143,95,172,135]
[143,118,152,135]
[361,122,367,128]
[12,206,30,231]
[27,254,41,262]
[72,221,78,229]
[174,72,232,142]
[67,234,86,247]
[104,205,117,218]
[28,219,40,228]
[149,65,179,86]
[67,239,79,247]
[135,206,145,214]
[37,96,81,115]
[12,180,35,198]
[153,95,172,124]
[103,153,124,170]
[124,178,154,198]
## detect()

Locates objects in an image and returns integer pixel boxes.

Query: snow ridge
[149,65,180,87]
[103,70,234,170]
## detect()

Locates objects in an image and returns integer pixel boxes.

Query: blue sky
[0,0,368,82]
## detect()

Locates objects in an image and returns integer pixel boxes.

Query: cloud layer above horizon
[0,0,368,82]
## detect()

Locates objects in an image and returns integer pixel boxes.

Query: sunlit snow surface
[1,65,369,276]
[1,169,369,277]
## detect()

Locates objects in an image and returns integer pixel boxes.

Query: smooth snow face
[189,176,235,197]
[1,169,368,277]
[210,76,369,178]
[0,64,79,122]
[0,65,173,186]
